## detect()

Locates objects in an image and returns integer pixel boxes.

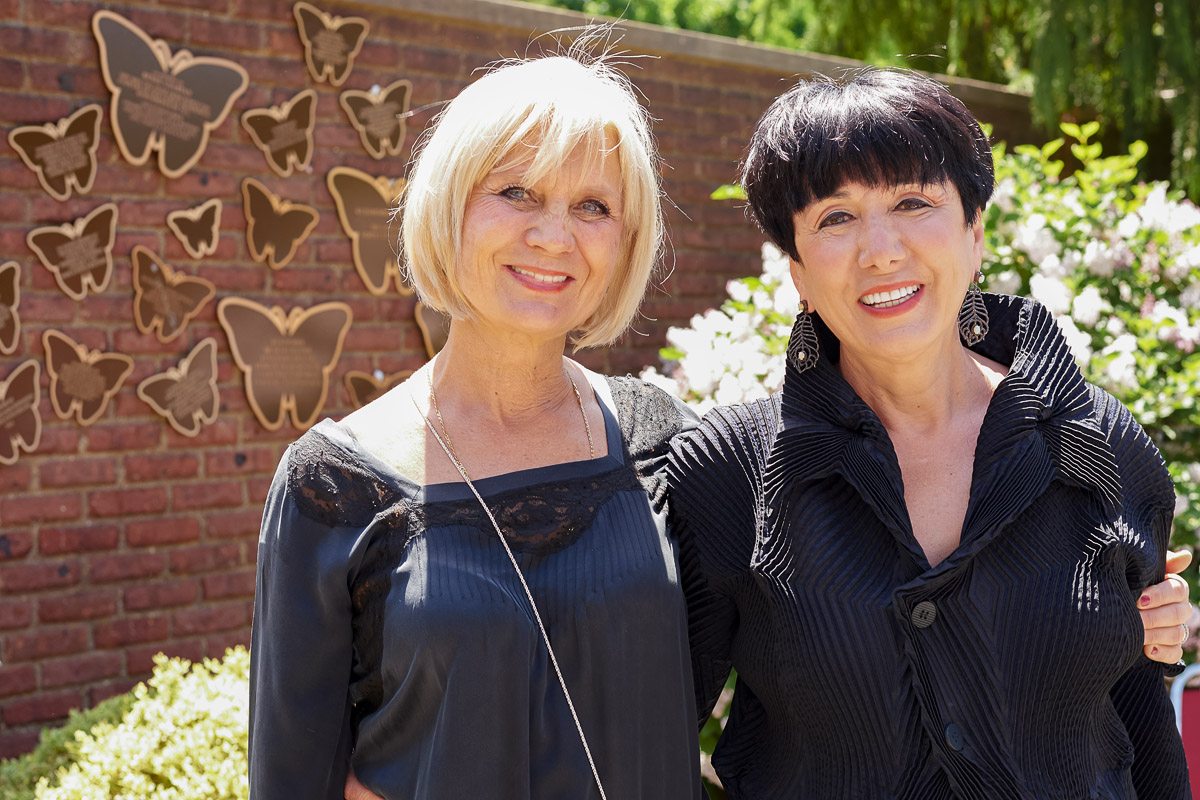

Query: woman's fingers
[345,768,385,800]
[1139,574,1191,634]
[1166,548,1193,575]
[1145,643,1184,663]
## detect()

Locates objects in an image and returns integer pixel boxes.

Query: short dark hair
[741,68,995,260]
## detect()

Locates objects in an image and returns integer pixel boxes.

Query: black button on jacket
[670,295,1189,799]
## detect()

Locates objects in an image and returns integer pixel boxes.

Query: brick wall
[0,0,1034,756]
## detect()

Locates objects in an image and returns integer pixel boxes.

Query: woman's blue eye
[581,200,610,216]
[501,185,528,201]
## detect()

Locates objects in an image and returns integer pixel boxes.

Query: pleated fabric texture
[670,294,1190,799]
[248,375,705,800]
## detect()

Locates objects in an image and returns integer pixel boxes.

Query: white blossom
[1177,493,1190,518]
[1102,350,1138,390]
[726,279,751,304]
[1070,285,1106,329]
[1186,463,1200,485]
[990,177,1018,214]
[986,269,1022,295]
[1012,213,1062,266]
[1139,183,1200,234]
[1029,274,1073,316]
[1181,282,1200,311]
[1082,241,1119,277]
[1055,315,1093,365]
[639,366,680,397]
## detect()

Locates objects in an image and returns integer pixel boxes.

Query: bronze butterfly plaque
[7,104,102,202]
[293,1,369,87]
[339,80,411,160]
[26,202,119,301]
[0,262,21,356]
[241,89,317,178]
[242,178,320,270]
[166,198,222,260]
[137,337,220,438]
[326,167,408,296]
[344,368,411,409]
[43,330,134,427]
[415,301,450,358]
[217,297,352,431]
[131,246,216,344]
[0,360,42,466]
[92,10,249,179]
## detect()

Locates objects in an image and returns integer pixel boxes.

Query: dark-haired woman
[671,68,1191,798]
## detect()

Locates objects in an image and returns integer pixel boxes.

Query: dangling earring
[787,299,819,373]
[958,270,989,345]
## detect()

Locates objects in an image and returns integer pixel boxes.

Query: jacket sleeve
[248,451,358,800]
[668,398,779,728]
[1094,387,1192,796]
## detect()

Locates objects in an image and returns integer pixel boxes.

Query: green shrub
[0,692,134,800]
[1,647,250,800]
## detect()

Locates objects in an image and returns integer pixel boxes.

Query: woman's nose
[856,216,905,271]
[526,208,576,254]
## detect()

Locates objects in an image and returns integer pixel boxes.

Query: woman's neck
[431,321,578,425]
[837,336,1005,434]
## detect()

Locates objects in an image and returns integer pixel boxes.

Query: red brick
[38,589,119,624]
[0,730,40,761]
[83,423,163,452]
[2,689,83,726]
[206,629,251,658]
[0,664,37,697]
[168,418,238,447]
[0,532,32,561]
[126,517,201,548]
[172,481,243,511]
[0,560,81,594]
[42,651,125,689]
[0,598,31,630]
[124,579,198,611]
[0,464,30,494]
[123,452,200,482]
[202,570,255,600]
[38,457,118,488]
[344,326,404,352]
[90,678,140,705]
[0,493,82,525]
[207,509,264,539]
[88,487,169,518]
[127,640,205,675]
[247,476,275,504]
[3,626,88,662]
[169,543,242,575]
[39,524,120,555]
[90,552,165,584]
[188,16,261,50]
[35,426,83,457]
[204,448,279,477]
[174,601,249,636]
[93,615,169,649]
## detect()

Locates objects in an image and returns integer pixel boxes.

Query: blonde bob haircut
[400,52,663,348]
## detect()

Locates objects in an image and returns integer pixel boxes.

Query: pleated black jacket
[670,294,1189,799]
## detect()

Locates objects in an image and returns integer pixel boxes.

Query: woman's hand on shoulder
[1141,548,1195,664]
[346,767,384,800]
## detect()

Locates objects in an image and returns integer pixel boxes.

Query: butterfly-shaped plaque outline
[242,177,320,271]
[293,1,370,88]
[131,246,216,344]
[166,198,223,260]
[216,297,353,431]
[414,301,450,359]
[339,80,412,160]
[26,202,119,302]
[42,329,134,427]
[0,262,21,356]
[343,368,411,410]
[241,88,317,178]
[92,10,249,180]
[7,104,103,202]
[0,359,42,466]
[326,166,409,296]
[136,336,220,438]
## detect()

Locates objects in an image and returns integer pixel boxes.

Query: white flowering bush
[27,648,250,800]
[647,124,1200,557]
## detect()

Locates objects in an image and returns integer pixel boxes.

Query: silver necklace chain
[408,373,608,800]
[427,367,594,480]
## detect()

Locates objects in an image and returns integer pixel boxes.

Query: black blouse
[670,295,1189,799]
[248,374,704,800]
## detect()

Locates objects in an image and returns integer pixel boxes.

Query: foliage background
[526,0,1200,198]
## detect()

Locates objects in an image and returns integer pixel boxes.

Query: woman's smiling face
[456,140,624,343]
[789,180,984,365]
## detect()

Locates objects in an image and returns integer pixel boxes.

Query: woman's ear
[789,257,811,311]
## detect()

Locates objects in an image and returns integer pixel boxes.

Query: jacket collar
[768,294,1122,548]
